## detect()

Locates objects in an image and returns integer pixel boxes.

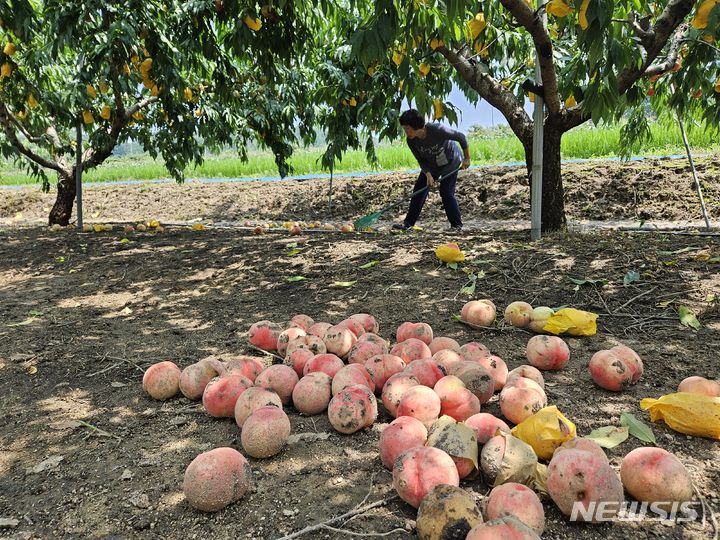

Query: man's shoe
[449,225,463,232]
[392,223,411,231]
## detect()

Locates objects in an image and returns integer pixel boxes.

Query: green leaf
[286,276,307,283]
[470,259,496,265]
[7,317,38,327]
[119,238,130,244]
[359,260,380,269]
[569,277,606,286]
[287,248,302,256]
[678,305,701,330]
[585,426,629,449]
[27,310,44,317]
[331,280,357,287]
[623,271,640,286]
[447,262,458,270]
[657,246,701,256]
[620,413,656,444]
[55,256,65,263]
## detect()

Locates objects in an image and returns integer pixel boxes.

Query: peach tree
[0,0,323,225]
[315,0,719,231]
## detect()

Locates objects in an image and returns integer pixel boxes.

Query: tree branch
[644,23,688,77]
[617,0,695,94]
[0,101,65,173]
[497,0,562,115]
[439,46,533,144]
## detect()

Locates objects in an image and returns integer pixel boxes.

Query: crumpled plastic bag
[640,392,720,440]
[435,242,465,263]
[511,406,577,460]
[543,307,598,336]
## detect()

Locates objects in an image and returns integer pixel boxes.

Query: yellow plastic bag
[640,392,720,440]
[435,242,465,263]
[543,307,598,336]
[511,405,577,460]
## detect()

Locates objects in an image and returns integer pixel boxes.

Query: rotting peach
[451,362,495,404]
[307,322,332,339]
[285,348,314,378]
[609,344,644,383]
[403,358,446,388]
[202,373,253,418]
[504,301,534,328]
[183,447,252,512]
[528,306,554,333]
[241,406,291,458]
[459,342,491,363]
[588,350,633,391]
[677,375,720,397]
[234,387,283,428]
[337,318,366,338]
[357,332,389,353]
[331,364,375,395]
[180,360,224,401]
[526,335,570,370]
[349,313,380,334]
[461,299,496,327]
[429,336,461,355]
[288,314,314,331]
[254,364,299,406]
[143,361,182,400]
[248,320,282,351]
[506,365,545,389]
[431,349,465,374]
[302,353,345,379]
[466,516,540,540]
[397,385,442,427]
[223,356,264,383]
[277,327,307,357]
[465,413,511,445]
[552,437,609,464]
[381,372,421,418]
[392,446,460,508]
[292,371,333,415]
[323,325,357,358]
[327,384,378,434]
[484,482,545,535]
[364,354,406,394]
[499,385,547,425]
[475,355,508,391]
[379,416,428,470]
[390,338,432,364]
[620,447,693,509]
[347,340,383,365]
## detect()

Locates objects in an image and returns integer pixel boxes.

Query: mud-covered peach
[180,359,224,401]
[620,447,693,508]
[349,313,379,334]
[234,387,283,428]
[403,359,446,388]
[292,372,332,415]
[248,320,282,351]
[241,406,291,458]
[365,354,406,394]
[379,416,428,470]
[475,355,508,391]
[526,335,570,371]
[392,446,460,508]
[331,364,375,395]
[397,385,442,427]
[589,350,633,391]
[390,338,432,364]
[484,483,545,535]
[504,301,533,328]
[143,361,181,400]
[202,373,253,417]
[382,372,421,418]
[461,300,496,327]
[429,336,461,355]
[327,384,378,434]
[254,364,299,405]
[183,447,252,512]
[302,353,345,378]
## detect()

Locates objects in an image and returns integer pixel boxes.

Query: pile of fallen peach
[141,300,720,539]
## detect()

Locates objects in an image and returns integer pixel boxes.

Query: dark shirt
[407,123,468,177]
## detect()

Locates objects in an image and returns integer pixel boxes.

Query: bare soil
[0,156,719,540]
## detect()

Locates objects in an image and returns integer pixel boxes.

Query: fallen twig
[614,286,659,312]
[319,525,409,537]
[77,420,122,441]
[275,495,398,540]
[246,343,284,363]
[693,484,719,540]
[87,361,123,378]
[106,355,145,373]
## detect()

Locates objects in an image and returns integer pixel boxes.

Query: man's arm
[435,125,471,169]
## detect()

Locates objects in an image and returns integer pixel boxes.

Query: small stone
[121,469,134,481]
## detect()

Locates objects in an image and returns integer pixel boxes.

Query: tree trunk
[49,168,76,226]
[525,121,566,232]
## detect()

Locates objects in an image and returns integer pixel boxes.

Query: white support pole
[677,115,711,230]
[530,1,547,241]
[75,118,83,229]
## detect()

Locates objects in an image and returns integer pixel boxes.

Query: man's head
[400,109,426,139]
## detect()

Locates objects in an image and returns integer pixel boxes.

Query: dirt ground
[1,157,719,540]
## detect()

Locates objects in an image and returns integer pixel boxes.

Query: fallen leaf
[678,305,701,330]
[286,276,307,282]
[332,280,357,288]
[91,211,100,218]
[447,262,458,270]
[0,518,20,528]
[585,426,629,448]
[110,381,127,388]
[119,238,130,244]
[287,248,302,256]
[7,317,37,327]
[27,310,43,317]
[620,412,656,444]
[359,260,380,269]
[27,366,37,375]
[119,307,133,316]
[623,271,640,286]
[26,455,65,475]
[55,256,65,263]
[656,300,673,308]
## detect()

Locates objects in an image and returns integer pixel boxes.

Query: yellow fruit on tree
[703,35,716,43]
[432,99,443,120]
[392,51,404,65]
[184,87,193,101]
[195,108,203,117]
[123,63,131,75]
[579,0,590,29]
[27,94,38,109]
[430,38,445,50]
[528,92,535,103]
[526,56,535,68]
[3,42,16,55]
[1,62,12,78]
[367,66,376,76]
[150,84,160,97]
[83,110,94,124]
[86,84,97,98]
[468,12,486,40]
[142,78,154,89]
[691,0,718,29]
[99,82,109,93]
[139,58,152,75]
[399,79,405,91]
[419,63,431,76]
[100,105,111,120]
[349,97,357,107]
[131,54,140,65]
[16,110,26,120]
[244,15,262,31]
[565,95,577,107]
[715,78,720,93]
[501,79,511,88]
[132,111,143,121]
[546,0,573,17]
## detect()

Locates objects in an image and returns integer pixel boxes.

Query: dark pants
[404,170,462,228]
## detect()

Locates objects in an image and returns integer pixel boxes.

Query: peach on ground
[143,361,182,400]
[183,447,252,512]
[609,344,644,382]
[429,336,461,355]
[248,320,282,351]
[307,322,332,339]
[431,349,464,374]
[396,385,441,427]
[285,348,314,378]
[528,306,554,333]
[416,485,483,540]
[234,387,283,428]
[552,437,609,464]
[466,516,540,540]
[392,446,460,508]
[396,321,434,345]
[465,413,511,444]
[461,299,496,327]
[202,374,253,418]
[302,353,344,378]
[357,332,389,352]
[289,314,314,331]
[327,384,378,434]
[589,350,633,391]
[277,327,306,357]
[347,340,383,365]
[499,385,547,425]
[285,335,327,357]
[337,317,366,337]
[292,372,333,415]
[381,372,421,418]
[504,376,547,401]
[459,342,491,363]
[403,358,446,388]
[180,360,223,401]
[480,435,537,487]
[484,482,545,535]
[439,387,481,422]
[525,335,570,370]
[254,364,299,405]
[506,365,545,389]
[331,364,375,395]
[547,449,624,522]
[620,447,693,508]
[240,406,292,458]
[224,356,264,382]
[390,338,432,363]
[323,325,357,358]
[475,355,508,391]
[379,416,428,470]
[504,301,534,328]
[677,375,720,397]
[365,354,406,394]
[349,313,379,334]
[450,362,495,404]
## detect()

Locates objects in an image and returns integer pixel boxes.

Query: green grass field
[1,120,717,186]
